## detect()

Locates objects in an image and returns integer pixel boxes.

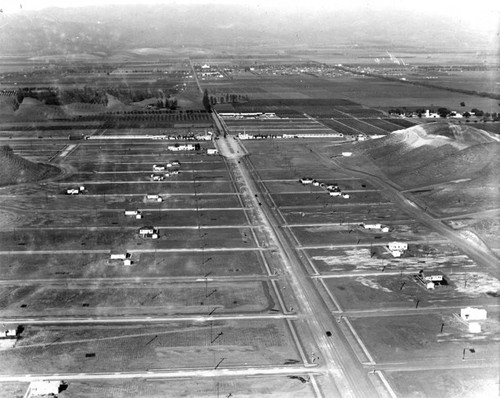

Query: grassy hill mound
[355,122,499,189]
[14,97,67,121]
[0,146,60,186]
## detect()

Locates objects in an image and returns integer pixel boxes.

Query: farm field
[305,243,479,274]
[0,319,300,373]
[350,313,500,363]
[0,192,242,211]
[0,45,498,398]
[385,367,500,398]
[44,376,317,398]
[0,280,275,317]
[0,208,248,229]
[322,273,499,311]
[0,250,266,280]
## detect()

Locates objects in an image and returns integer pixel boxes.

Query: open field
[0,280,275,316]
[0,319,299,373]
[0,227,257,251]
[0,192,243,211]
[323,273,499,311]
[290,222,443,247]
[351,312,500,363]
[0,250,266,280]
[305,243,479,274]
[280,203,413,224]
[385,367,500,398]
[39,376,317,398]
[0,208,248,229]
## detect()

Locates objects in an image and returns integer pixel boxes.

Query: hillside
[341,122,500,250]
[0,146,60,186]
[354,122,500,189]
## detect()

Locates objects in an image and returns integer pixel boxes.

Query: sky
[1,0,499,34]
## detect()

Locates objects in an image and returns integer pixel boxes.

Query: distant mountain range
[0,4,497,56]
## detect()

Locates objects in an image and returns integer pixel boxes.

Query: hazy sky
[1,0,499,34]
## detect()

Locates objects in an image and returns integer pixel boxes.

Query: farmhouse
[146,194,163,202]
[416,270,448,289]
[388,242,408,257]
[139,226,159,239]
[361,223,390,232]
[66,186,85,195]
[124,210,142,219]
[460,307,487,321]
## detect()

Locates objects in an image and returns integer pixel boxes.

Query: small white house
[139,226,159,239]
[461,307,487,321]
[342,193,350,199]
[207,148,219,155]
[329,191,341,197]
[388,242,408,257]
[151,174,164,181]
[388,242,408,251]
[124,210,142,219]
[361,223,389,232]
[28,380,63,397]
[342,152,353,157]
[468,322,481,333]
[110,253,130,260]
[146,194,163,202]
[153,164,165,171]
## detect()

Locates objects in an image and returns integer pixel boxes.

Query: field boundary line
[318,278,343,312]
[375,371,398,398]
[309,374,324,398]
[343,317,375,365]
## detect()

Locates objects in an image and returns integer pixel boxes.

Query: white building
[139,226,159,239]
[168,144,195,151]
[461,307,487,321]
[207,148,219,155]
[361,223,389,232]
[388,242,408,257]
[146,194,163,202]
[124,210,142,219]
[28,380,63,397]
[0,329,17,339]
[342,152,353,157]
[388,242,408,251]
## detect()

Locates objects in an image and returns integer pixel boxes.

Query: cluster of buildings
[220,112,280,120]
[299,178,350,199]
[150,160,181,181]
[237,132,344,140]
